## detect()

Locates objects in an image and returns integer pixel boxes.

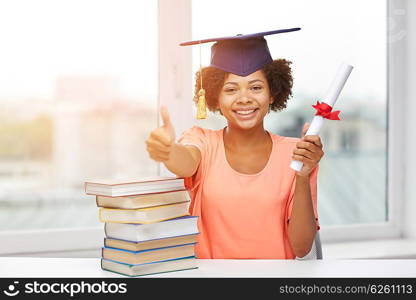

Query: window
[191,0,388,227]
[0,0,159,231]
[1,0,406,255]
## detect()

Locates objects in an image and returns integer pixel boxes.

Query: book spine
[99,214,190,225]
[105,201,188,212]
[96,190,188,200]
[86,188,187,197]
[106,233,199,244]
[103,242,196,254]
[85,177,185,186]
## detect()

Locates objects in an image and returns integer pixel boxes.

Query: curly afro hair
[193,59,293,113]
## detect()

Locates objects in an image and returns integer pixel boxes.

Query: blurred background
[0,0,159,230]
[0,0,414,259]
[0,0,386,230]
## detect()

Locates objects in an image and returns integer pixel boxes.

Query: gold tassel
[196,88,207,119]
[196,41,207,120]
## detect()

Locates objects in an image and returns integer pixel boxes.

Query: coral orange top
[177,126,319,259]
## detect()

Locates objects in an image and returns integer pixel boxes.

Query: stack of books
[85,176,199,277]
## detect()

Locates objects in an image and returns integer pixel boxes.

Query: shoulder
[270,133,300,152]
[177,126,223,152]
[180,125,222,141]
[270,132,300,144]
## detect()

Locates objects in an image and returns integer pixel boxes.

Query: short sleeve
[176,126,207,202]
[286,165,320,231]
[177,125,205,154]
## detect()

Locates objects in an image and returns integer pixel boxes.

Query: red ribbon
[312,101,341,120]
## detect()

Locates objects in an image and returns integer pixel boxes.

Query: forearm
[287,175,317,258]
[163,143,198,178]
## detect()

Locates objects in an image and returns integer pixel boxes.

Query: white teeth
[235,109,256,115]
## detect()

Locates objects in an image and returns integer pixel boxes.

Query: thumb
[160,105,172,128]
[301,122,310,138]
[160,105,176,141]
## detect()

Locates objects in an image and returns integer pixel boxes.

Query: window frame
[0,0,189,255]
[0,0,408,255]
[309,0,406,243]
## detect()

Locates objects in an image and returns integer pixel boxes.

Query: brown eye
[250,85,263,91]
[224,87,236,93]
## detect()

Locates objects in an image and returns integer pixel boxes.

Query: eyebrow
[248,79,264,84]
[223,79,265,86]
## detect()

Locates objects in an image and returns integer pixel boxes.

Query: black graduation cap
[180,28,301,76]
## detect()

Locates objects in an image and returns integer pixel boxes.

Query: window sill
[0,227,103,255]
[323,238,416,259]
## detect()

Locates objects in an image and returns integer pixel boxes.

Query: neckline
[220,127,275,177]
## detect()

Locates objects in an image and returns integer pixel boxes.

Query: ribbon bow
[312,101,341,120]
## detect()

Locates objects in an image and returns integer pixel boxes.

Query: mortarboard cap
[180,28,301,76]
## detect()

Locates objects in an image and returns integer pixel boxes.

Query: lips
[233,108,259,119]
[233,108,258,115]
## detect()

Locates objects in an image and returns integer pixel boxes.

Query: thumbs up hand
[146,106,176,162]
[292,122,324,177]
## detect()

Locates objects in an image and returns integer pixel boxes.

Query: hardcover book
[85,176,186,197]
[104,216,199,241]
[101,256,197,277]
[104,234,198,252]
[102,243,196,265]
[96,190,190,209]
[99,202,190,224]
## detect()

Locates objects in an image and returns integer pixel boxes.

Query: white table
[1,257,416,278]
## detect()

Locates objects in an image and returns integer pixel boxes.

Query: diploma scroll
[290,63,353,172]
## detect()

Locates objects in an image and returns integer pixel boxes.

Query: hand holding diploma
[290,63,354,173]
[292,123,324,177]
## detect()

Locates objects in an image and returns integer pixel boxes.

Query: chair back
[295,231,323,260]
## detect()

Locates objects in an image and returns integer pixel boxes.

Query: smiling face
[217,70,274,130]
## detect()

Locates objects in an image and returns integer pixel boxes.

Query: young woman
[145,29,324,259]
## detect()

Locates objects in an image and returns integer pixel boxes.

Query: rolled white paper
[290,63,353,172]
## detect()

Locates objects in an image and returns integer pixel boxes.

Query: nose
[237,93,252,104]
